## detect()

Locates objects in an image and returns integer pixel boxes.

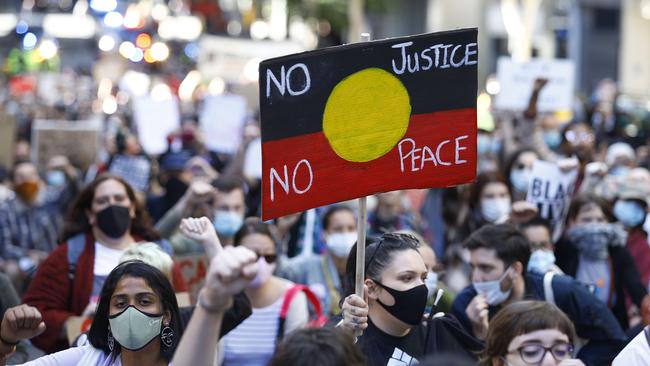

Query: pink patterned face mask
[248,257,276,288]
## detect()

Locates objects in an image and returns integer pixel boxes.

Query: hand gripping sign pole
[354,33,371,338]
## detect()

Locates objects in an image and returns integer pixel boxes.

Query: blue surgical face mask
[425,271,439,299]
[213,210,244,237]
[509,169,531,193]
[527,250,556,274]
[609,166,631,178]
[477,135,492,156]
[46,170,66,187]
[473,268,513,305]
[614,200,646,228]
[543,130,562,150]
[480,197,512,223]
[477,135,500,156]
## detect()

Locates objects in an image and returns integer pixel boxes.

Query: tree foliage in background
[286,0,388,35]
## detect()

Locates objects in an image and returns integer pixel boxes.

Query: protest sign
[259,28,478,220]
[495,57,575,112]
[176,254,209,303]
[526,160,578,241]
[199,94,247,154]
[243,138,262,179]
[198,35,304,82]
[0,112,16,169]
[132,96,180,155]
[31,119,101,172]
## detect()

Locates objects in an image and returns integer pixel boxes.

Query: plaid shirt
[108,154,151,193]
[0,194,63,259]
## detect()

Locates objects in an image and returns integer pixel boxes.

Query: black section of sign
[259,28,478,143]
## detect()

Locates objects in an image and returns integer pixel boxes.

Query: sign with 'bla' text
[259,28,478,220]
[526,160,578,241]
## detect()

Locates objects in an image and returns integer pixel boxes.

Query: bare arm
[179,217,222,259]
[172,246,258,365]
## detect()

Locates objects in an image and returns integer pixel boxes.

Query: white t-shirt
[20,344,172,366]
[92,242,131,298]
[613,327,650,366]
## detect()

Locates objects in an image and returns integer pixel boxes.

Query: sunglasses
[257,253,277,264]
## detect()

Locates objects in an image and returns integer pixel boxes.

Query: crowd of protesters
[1,66,650,366]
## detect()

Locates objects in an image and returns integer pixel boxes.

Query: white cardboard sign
[526,160,578,242]
[199,94,247,154]
[132,97,180,155]
[495,57,575,112]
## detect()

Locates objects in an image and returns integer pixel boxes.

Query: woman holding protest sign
[339,232,482,365]
[460,172,538,242]
[504,148,539,201]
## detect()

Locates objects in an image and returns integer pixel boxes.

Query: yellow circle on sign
[322,68,411,163]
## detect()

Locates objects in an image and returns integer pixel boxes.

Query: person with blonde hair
[120,243,174,279]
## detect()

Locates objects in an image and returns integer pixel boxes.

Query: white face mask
[480,197,512,223]
[473,268,513,305]
[527,250,556,274]
[425,271,439,298]
[325,232,357,258]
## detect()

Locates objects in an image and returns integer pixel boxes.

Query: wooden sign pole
[354,32,372,313]
[355,196,367,298]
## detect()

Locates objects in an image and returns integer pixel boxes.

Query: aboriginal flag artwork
[260,28,478,220]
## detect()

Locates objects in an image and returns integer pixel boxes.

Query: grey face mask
[109,306,163,351]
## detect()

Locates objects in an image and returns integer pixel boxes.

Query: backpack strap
[644,326,650,348]
[543,271,556,306]
[276,284,324,344]
[154,239,173,256]
[67,234,87,280]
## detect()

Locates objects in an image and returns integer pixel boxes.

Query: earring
[107,330,115,352]
[161,326,174,348]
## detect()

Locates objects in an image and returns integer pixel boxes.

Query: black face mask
[374,281,428,326]
[96,205,131,239]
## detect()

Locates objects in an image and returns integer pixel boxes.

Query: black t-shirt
[358,315,483,366]
[179,292,252,338]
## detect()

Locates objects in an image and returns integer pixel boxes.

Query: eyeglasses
[564,130,593,144]
[257,253,277,264]
[509,343,574,364]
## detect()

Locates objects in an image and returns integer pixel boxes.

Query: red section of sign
[261,108,477,220]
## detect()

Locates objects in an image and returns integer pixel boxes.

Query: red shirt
[627,228,650,289]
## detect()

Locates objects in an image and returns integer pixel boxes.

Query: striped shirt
[222,295,283,366]
[0,194,63,259]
